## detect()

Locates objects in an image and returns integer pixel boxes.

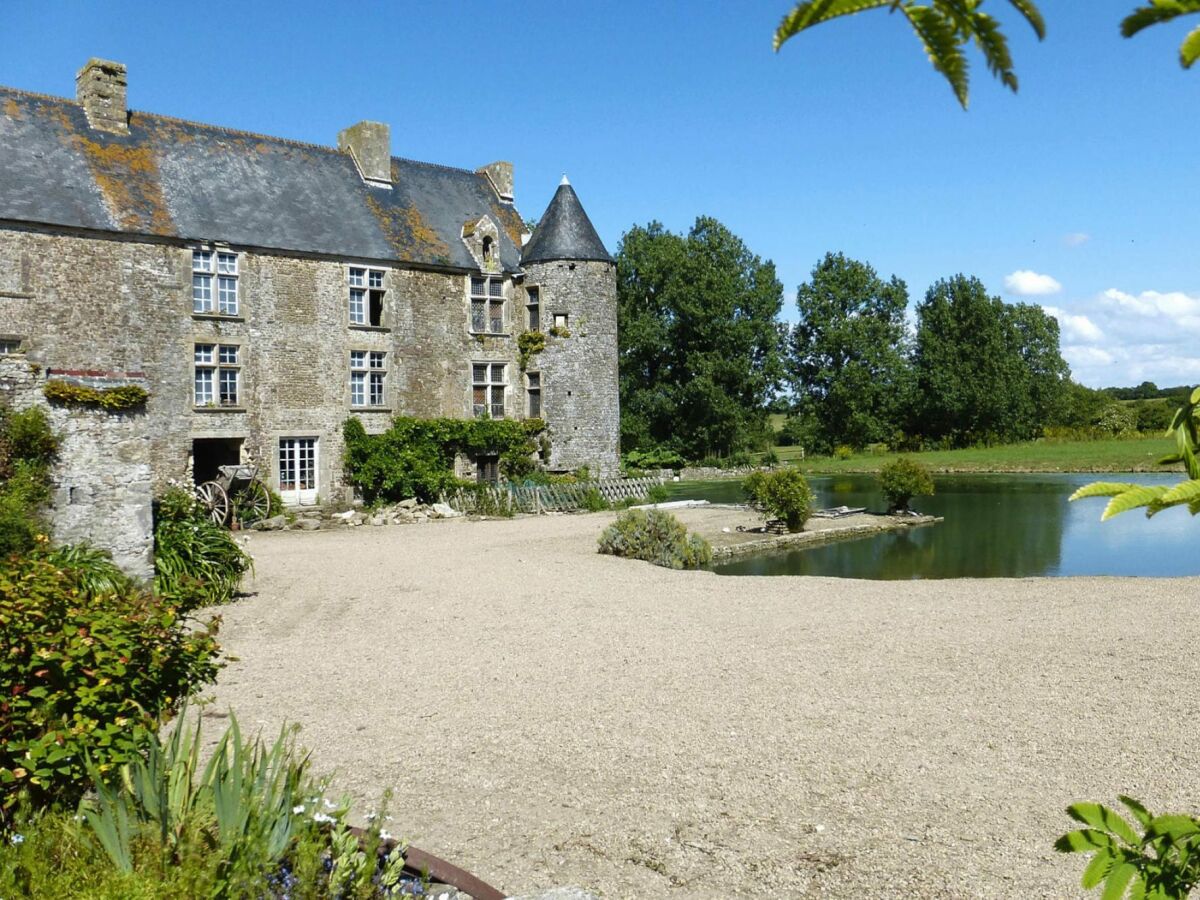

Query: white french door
[278,437,318,506]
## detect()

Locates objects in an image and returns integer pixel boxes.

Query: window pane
[217,276,238,315]
[192,250,212,272]
[491,363,505,383]
[470,276,486,297]
[528,389,541,418]
[194,344,214,363]
[369,372,384,406]
[527,372,540,389]
[349,289,365,324]
[350,350,366,368]
[489,300,503,334]
[488,278,503,298]
[472,364,489,384]
[350,371,365,406]
[368,270,383,288]
[192,274,213,312]
[349,268,365,287]
[369,352,386,369]
[217,252,237,274]
[490,384,504,419]
[471,300,486,332]
[219,369,239,405]
[218,345,238,364]
[194,368,213,404]
[526,287,539,304]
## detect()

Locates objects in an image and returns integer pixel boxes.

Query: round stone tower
[519,177,620,476]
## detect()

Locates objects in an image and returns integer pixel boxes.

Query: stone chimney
[477,161,514,201]
[337,121,392,186]
[76,58,129,135]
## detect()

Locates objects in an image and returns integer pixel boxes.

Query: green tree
[773,1,1200,109]
[616,218,785,460]
[911,275,1067,445]
[788,252,912,453]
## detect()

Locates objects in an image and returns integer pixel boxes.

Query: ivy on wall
[43,380,149,411]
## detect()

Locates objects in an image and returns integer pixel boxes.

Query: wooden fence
[447,475,666,515]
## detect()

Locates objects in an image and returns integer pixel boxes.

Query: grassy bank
[765,436,1180,475]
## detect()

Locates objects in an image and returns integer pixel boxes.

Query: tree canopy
[788,252,912,453]
[774,1,1200,108]
[616,218,785,460]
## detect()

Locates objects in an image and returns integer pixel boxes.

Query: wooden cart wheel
[237,479,271,524]
[195,481,230,526]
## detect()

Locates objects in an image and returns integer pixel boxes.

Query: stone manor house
[0,59,619,508]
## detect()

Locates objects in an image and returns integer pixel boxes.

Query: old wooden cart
[195,463,271,526]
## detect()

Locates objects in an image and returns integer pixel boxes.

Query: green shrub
[1,716,416,899]
[0,554,222,815]
[760,448,781,465]
[581,487,609,512]
[1095,403,1139,438]
[43,380,149,412]
[878,457,935,512]
[0,407,59,479]
[1056,796,1200,898]
[36,543,136,597]
[833,444,854,460]
[622,447,686,472]
[646,483,670,505]
[343,416,546,504]
[0,407,58,558]
[154,488,252,610]
[743,468,815,533]
[597,509,712,569]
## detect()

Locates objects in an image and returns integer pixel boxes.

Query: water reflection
[666,474,1197,579]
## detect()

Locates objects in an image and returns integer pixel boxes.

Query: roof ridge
[1,85,483,176]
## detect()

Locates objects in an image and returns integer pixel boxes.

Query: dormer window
[481,236,494,266]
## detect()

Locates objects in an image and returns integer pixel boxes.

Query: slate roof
[521,179,611,265]
[0,86,526,271]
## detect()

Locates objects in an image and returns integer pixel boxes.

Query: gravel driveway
[204,513,1200,898]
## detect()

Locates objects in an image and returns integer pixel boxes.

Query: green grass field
[763,436,1180,475]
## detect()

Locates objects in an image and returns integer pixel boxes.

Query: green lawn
[764,436,1181,475]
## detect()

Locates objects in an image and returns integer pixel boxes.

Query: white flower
[311,812,336,824]
[365,811,377,821]
[10,834,24,845]
[292,804,305,814]
[380,829,393,841]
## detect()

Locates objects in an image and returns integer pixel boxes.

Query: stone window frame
[472,361,507,419]
[525,286,541,331]
[349,349,388,409]
[469,275,507,335]
[194,341,243,409]
[348,266,388,329]
[526,370,541,419]
[0,335,24,355]
[192,248,240,317]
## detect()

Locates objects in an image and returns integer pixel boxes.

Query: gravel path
[205,513,1200,898]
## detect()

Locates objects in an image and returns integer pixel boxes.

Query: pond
[664,473,1199,579]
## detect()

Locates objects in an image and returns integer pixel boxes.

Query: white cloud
[1043,306,1103,343]
[1004,270,1063,296]
[1063,232,1091,247]
[1056,288,1200,387]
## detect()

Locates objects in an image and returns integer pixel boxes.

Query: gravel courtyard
[206,513,1200,898]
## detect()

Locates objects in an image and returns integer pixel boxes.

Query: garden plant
[743,468,815,532]
[878,457,936,513]
[597,508,712,569]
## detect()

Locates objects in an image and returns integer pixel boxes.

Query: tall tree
[773,1,1200,109]
[616,218,785,460]
[789,252,912,452]
[911,275,1067,445]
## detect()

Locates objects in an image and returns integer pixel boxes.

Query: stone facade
[0,61,621,515]
[0,356,153,578]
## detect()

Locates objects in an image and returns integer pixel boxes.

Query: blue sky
[5,1,1198,387]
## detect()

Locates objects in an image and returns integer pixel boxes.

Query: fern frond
[1068,482,1139,502]
[774,0,895,51]
[904,5,971,108]
[1121,1,1200,39]
[1102,485,1170,521]
[1158,478,1200,506]
[970,11,1018,91]
[1006,0,1046,40]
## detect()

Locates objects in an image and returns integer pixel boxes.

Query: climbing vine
[517,330,547,371]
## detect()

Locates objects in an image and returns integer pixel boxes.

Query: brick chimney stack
[337,121,392,186]
[76,58,129,135]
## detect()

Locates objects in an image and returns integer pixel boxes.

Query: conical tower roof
[521,176,612,265]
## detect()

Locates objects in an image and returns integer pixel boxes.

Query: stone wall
[0,221,619,503]
[0,356,153,578]
[520,259,620,476]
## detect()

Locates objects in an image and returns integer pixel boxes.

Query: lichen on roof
[366,195,450,262]
[68,133,174,237]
